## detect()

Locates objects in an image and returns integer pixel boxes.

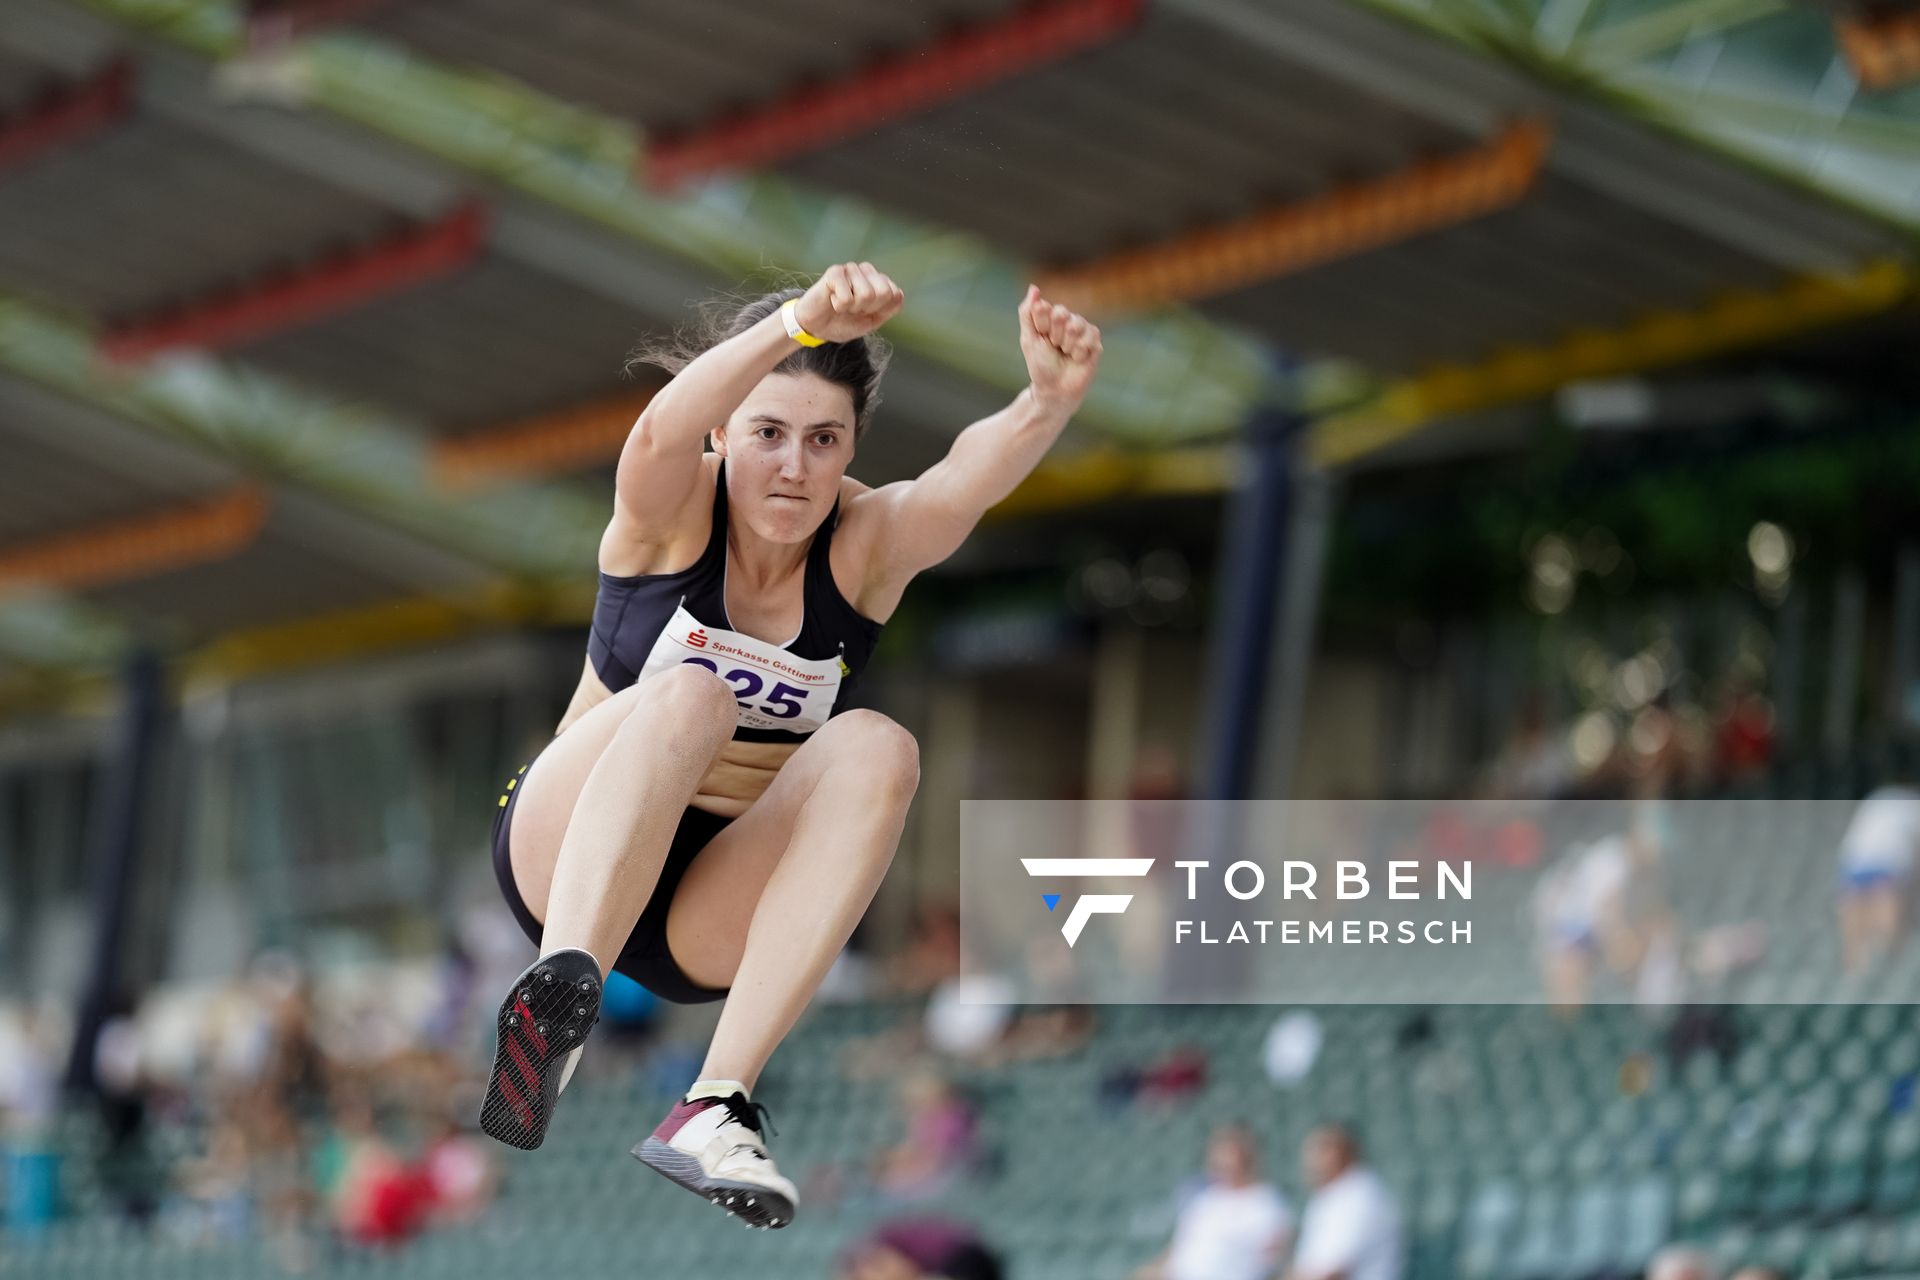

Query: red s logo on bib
[686,629,709,649]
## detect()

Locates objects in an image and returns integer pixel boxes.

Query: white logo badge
[1021,858,1155,947]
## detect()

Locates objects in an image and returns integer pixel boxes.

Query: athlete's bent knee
[630,662,736,735]
[823,710,920,796]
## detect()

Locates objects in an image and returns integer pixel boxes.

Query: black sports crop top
[587,461,884,744]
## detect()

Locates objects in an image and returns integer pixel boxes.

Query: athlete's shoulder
[833,472,881,528]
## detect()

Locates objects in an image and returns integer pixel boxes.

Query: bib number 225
[682,657,810,719]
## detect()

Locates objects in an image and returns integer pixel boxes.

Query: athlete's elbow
[626,405,672,456]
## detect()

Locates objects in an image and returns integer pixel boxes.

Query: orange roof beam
[1039,120,1552,315]
[432,389,659,490]
[0,487,269,596]
[1837,9,1920,90]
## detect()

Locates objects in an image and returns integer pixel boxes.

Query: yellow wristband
[781,298,825,348]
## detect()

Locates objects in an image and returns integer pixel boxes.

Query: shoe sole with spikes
[631,1137,795,1229]
[478,949,601,1150]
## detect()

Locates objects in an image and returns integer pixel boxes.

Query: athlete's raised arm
[854,285,1102,589]
[613,263,904,545]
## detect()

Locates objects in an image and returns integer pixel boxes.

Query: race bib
[635,604,843,734]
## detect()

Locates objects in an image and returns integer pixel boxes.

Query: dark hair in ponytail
[626,285,891,439]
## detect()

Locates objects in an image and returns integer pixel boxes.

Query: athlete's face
[714,371,856,544]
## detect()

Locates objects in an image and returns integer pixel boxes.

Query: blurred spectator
[421,939,476,1053]
[842,1217,1004,1280]
[1533,817,1669,1013]
[841,903,1035,1076]
[174,1117,255,1243]
[1262,1010,1325,1088]
[1648,1244,1721,1280]
[262,960,322,1094]
[457,892,540,1061]
[324,1090,432,1247]
[202,977,275,1092]
[1482,695,1578,798]
[250,1099,317,1266]
[1288,1123,1402,1280]
[1118,744,1188,984]
[1129,741,1186,809]
[1836,782,1920,974]
[93,990,160,1224]
[873,1072,981,1201]
[0,1006,60,1135]
[0,1004,62,1238]
[1101,1045,1211,1112]
[841,969,1013,1080]
[1133,1125,1292,1280]
[1664,1005,1741,1071]
[1713,680,1775,784]
[820,920,885,1002]
[922,971,1018,1062]
[1002,1002,1095,1063]
[1625,696,1691,795]
[420,1113,497,1226]
[933,933,1093,1067]
[888,903,965,996]
[845,932,1090,1078]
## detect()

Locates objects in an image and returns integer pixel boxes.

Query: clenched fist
[792,262,905,344]
[1019,285,1102,416]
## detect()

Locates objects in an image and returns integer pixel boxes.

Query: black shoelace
[716,1093,778,1150]
[719,1093,776,1137]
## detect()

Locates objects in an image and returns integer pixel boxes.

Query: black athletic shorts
[490,753,734,1005]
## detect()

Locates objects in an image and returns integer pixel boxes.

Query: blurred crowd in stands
[4,708,1917,1279]
[0,946,502,1269]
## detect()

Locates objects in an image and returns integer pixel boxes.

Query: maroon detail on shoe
[652,1096,720,1143]
[505,1033,541,1092]
[499,1072,535,1129]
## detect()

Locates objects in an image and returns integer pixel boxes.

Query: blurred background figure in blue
[1835,780,1920,973]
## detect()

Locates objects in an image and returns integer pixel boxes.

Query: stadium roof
[0,0,1913,693]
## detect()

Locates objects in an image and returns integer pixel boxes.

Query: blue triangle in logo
[1042,893,1061,912]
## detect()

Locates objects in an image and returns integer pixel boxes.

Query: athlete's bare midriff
[684,739,800,817]
[555,657,798,817]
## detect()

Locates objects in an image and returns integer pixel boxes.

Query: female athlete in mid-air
[479,263,1102,1229]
